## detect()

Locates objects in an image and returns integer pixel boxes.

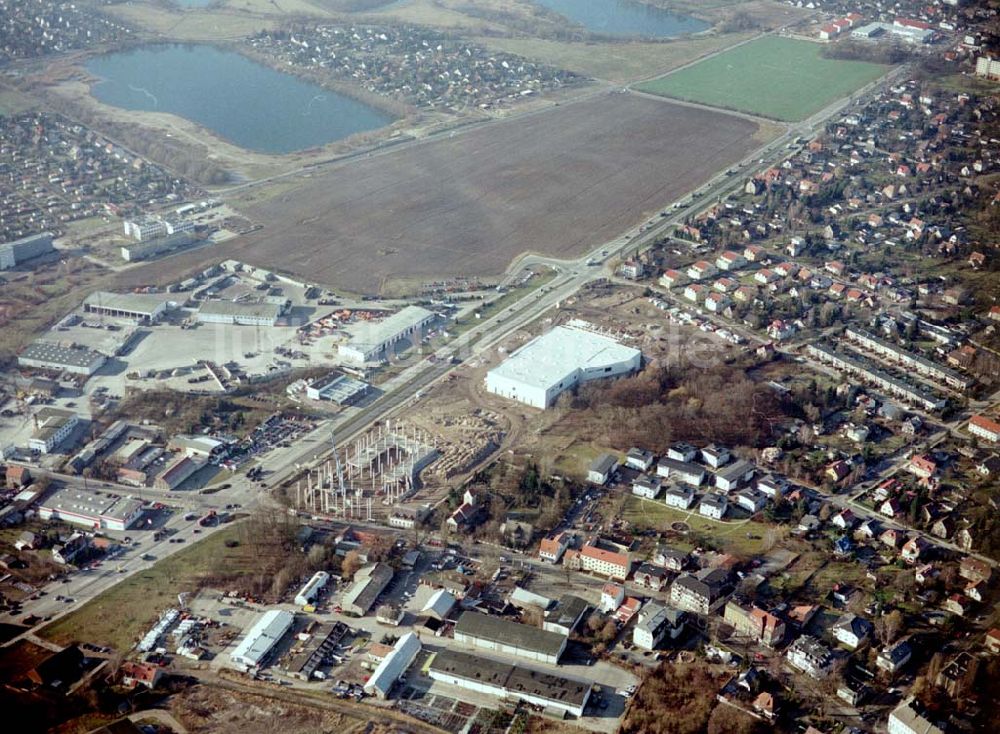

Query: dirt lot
[123,92,765,295]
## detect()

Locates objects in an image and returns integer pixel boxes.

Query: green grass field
[635,36,890,122]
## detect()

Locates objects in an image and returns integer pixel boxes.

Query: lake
[533,0,709,37]
[173,0,215,7]
[85,44,393,154]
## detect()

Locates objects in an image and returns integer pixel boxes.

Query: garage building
[486,324,641,409]
[454,612,567,665]
[197,301,282,326]
[429,648,591,718]
[83,291,172,323]
[363,632,421,698]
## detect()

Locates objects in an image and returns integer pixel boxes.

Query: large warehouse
[339,306,434,364]
[364,631,421,699]
[38,486,144,531]
[230,609,294,669]
[453,612,567,665]
[341,563,394,616]
[18,341,107,377]
[197,300,283,326]
[83,291,172,323]
[486,324,641,409]
[429,649,592,718]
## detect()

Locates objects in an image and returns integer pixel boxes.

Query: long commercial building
[844,327,972,390]
[486,324,641,409]
[120,232,196,262]
[339,306,434,364]
[805,342,946,412]
[341,563,394,616]
[306,373,370,404]
[0,232,55,270]
[454,612,567,665]
[83,291,172,323]
[364,631,421,698]
[18,341,106,377]
[293,571,330,607]
[429,648,591,718]
[38,486,144,531]
[197,300,282,326]
[230,609,294,669]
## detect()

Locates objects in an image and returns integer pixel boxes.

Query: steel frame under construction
[295,422,438,519]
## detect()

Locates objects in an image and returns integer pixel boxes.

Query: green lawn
[636,36,890,122]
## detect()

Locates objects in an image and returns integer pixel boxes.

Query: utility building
[486,324,641,409]
[230,609,294,669]
[454,612,567,665]
[18,342,106,377]
[83,291,171,323]
[0,232,55,270]
[339,306,434,364]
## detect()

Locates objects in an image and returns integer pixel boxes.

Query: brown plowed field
[125,92,764,295]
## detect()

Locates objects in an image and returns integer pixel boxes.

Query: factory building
[83,291,172,323]
[18,342,107,377]
[123,216,193,242]
[120,232,196,262]
[363,632,421,699]
[306,373,370,404]
[29,407,79,454]
[486,324,641,409]
[230,609,295,669]
[0,232,55,270]
[454,612,567,665]
[338,306,434,364]
[154,455,203,491]
[197,300,283,326]
[38,486,144,531]
[429,649,592,718]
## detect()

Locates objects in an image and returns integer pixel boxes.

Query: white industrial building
[29,407,80,454]
[485,324,641,409]
[305,373,370,404]
[363,631,421,698]
[294,571,330,607]
[230,609,294,669]
[18,341,107,377]
[0,232,55,270]
[83,291,172,323]
[197,300,282,326]
[38,486,144,531]
[339,306,434,364]
[454,612,567,665]
[429,648,592,718]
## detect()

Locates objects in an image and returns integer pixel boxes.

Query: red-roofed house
[969,415,1000,443]
[577,540,631,580]
[120,661,163,690]
[538,532,570,563]
[908,454,938,480]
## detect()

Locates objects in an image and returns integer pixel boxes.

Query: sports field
[636,36,890,122]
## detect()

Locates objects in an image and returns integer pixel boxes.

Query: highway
[2,63,916,642]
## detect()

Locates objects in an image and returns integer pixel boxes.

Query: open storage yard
[636,36,890,122]
[125,92,767,295]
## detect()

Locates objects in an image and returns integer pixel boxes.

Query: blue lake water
[174,0,215,7]
[86,44,393,154]
[533,0,709,37]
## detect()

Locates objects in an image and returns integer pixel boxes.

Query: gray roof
[198,300,281,319]
[343,563,394,614]
[429,648,590,709]
[455,612,567,657]
[589,453,618,475]
[657,458,705,477]
[543,595,590,628]
[19,342,104,369]
[84,291,169,315]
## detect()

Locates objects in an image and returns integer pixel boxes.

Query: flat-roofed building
[38,486,143,531]
[542,594,590,636]
[306,373,370,404]
[197,300,282,326]
[0,232,54,270]
[342,563,394,616]
[83,291,171,323]
[18,342,106,377]
[486,324,641,409]
[29,407,79,454]
[634,602,686,650]
[429,648,592,718]
[454,612,567,665]
[230,609,294,669]
[339,306,434,364]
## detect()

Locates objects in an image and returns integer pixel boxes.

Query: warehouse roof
[455,612,566,657]
[231,609,294,667]
[197,300,281,319]
[343,563,394,614]
[429,649,590,710]
[344,306,434,353]
[19,341,105,369]
[84,291,170,315]
[489,325,640,391]
[40,486,142,523]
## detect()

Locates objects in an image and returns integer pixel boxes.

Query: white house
[587,454,618,485]
[664,485,696,510]
[632,474,662,499]
[832,614,873,649]
[625,447,655,471]
[600,583,625,613]
[699,494,727,520]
